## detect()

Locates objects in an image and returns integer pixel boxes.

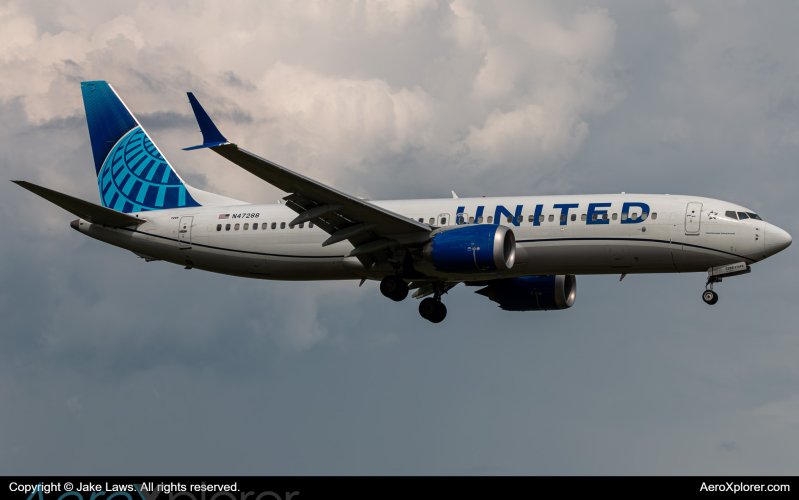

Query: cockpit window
[737,212,749,220]
[746,212,762,220]
[725,211,737,219]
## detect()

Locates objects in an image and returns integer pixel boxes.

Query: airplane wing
[183,93,432,263]
[12,180,146,227]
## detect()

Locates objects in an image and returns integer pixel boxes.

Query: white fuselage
[73,193,775,282]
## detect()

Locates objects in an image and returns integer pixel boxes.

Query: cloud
[670,3,700,29]
[0,0,625,201]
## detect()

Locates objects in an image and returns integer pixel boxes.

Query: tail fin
[81,81,201,213]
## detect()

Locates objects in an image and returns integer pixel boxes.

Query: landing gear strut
[380,275,408,302]
[703,276,721,305]
[418,283,448,323]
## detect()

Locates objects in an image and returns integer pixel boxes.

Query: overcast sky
[2,0,799,475]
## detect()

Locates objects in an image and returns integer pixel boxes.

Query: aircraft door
[685,203,702,235]
[178,216,193,249]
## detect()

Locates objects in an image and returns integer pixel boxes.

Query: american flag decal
[218,214,230,219]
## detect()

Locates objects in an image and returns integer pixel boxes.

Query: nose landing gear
[702,289,719,305]
[703,275,721,305]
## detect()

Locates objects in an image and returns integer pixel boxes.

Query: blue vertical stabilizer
[81,81,138,175]
[80,81,200,213]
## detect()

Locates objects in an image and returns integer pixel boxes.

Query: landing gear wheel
[429,302,447,323]
[419,298,437,319]
[380,275,409,302]
[419,298,447,323]
[702,290,719,305]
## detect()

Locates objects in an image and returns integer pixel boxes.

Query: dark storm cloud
[220,70,257,91]
[1,0,798,475]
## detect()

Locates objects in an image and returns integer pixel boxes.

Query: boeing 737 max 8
[13,81,792,323]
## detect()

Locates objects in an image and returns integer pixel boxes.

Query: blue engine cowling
[422,224,516,274]
[475,275,577,311]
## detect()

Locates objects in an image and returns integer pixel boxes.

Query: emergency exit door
[685,202,702,235]
[178,216,193,249]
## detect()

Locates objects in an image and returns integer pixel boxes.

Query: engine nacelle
[422,224,516,274]
[475,275,577,311]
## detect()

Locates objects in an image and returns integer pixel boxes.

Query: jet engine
[475,275,577,311]
[422,224,516,274]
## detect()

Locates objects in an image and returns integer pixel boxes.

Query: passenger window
[477,216,484,223]
[299,223,305,228]
[440,217,447,225]
[592,214,598,221]
[289,223,294,229]
[652,213,657,220]
[225,224,231,231]
[548,214,554,222]
[280,222,286,229]
[641,213,648,220]
[429,218,435,225]
[622,213,628,220]
[216,224,222,231]
[487,216,493,223]
[560,214,566,222]
[631,213,638,219]
[538,215,544,223]
[309,222,314,228]
[252,223,258,230]
[612,213,617,220]
[528,215,535,222]
[234,223,240,230]
[243,223,249,230]
[418,218,424,223]
[737,212,749,219]
[581,214,587,221]
[271,222,277,229]
[517,215,523,223]
[469,217,474,223]
[571,214,576,221]
[507,216,513,223]
[602,214,608,221]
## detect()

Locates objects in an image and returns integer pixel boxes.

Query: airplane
[13,81,792,323]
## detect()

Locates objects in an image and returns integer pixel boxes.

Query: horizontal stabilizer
[13,181,145,227]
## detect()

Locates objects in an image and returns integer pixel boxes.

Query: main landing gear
[380,275,408,302]
[419,297,447,323]
[379,275,448,323]
[703,275,721,305]
[418,282,448,323]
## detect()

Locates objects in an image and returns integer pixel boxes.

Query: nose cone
[765,223,792,257]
